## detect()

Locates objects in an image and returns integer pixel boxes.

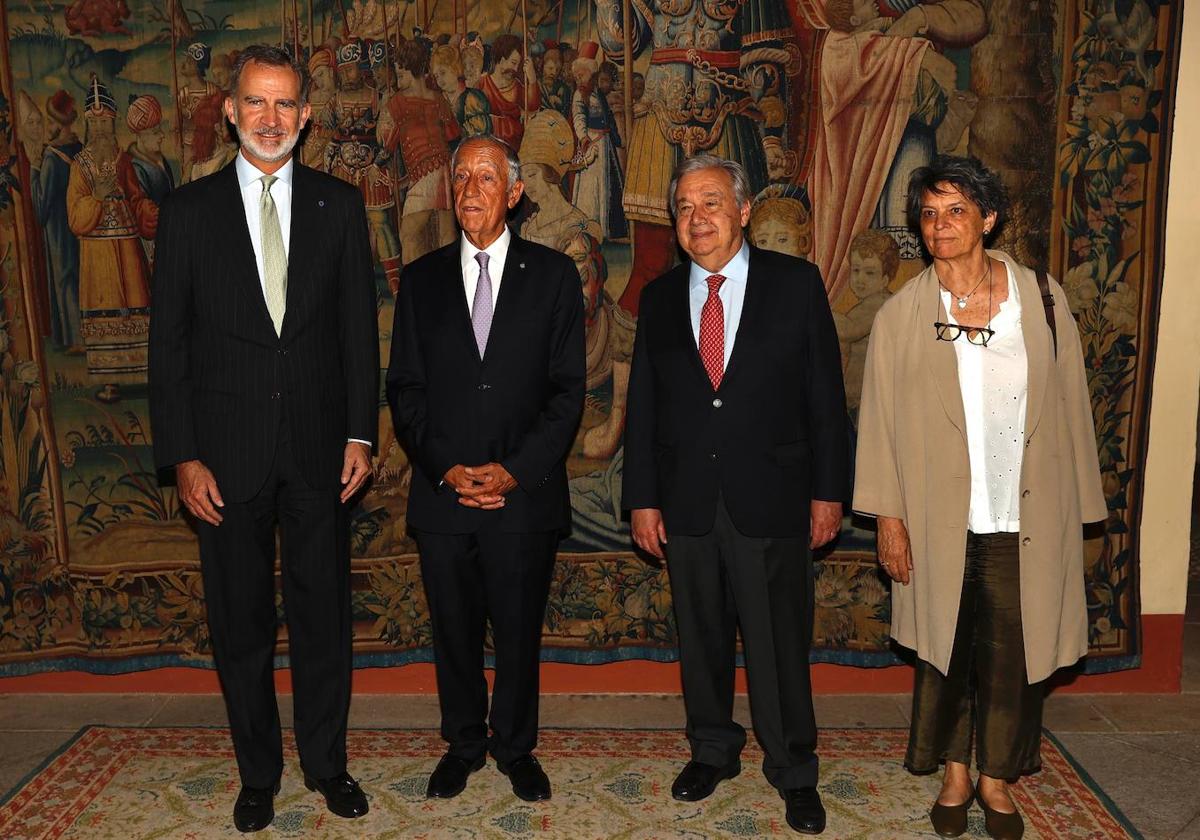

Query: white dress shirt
[460,226,511,314]
[235,152,292,297]
[688,240,750,368]
[941,262,1028,533]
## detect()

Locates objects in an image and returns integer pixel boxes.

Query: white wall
[1140,0,1200,615]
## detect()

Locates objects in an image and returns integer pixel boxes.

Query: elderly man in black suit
[623,155,849,835]
[387,136,585,803]
[149,45,377,833]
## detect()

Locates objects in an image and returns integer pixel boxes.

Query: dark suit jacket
[386,232,585,534]
[149,160,379,502]
[622,245,849,537]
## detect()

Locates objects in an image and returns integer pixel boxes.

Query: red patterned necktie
[699,273,726,390]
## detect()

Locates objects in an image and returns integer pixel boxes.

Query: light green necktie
[259,174,287,336]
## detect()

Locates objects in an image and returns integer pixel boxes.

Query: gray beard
[236,127,299,163]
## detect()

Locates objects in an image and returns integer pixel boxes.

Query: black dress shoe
[426,753,486,799]
[977,785,1024,840]
[670,760,741,802]
[303,771,369,818]
[498,754,551,802]
[930,797,972,837]
[782,786,826,835]
[233,782,279,833]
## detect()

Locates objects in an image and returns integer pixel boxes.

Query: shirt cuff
[347,438,371,445]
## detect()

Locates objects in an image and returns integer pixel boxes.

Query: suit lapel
[213,161,277,339]
[720,248,764,389]
[443,241,480,361]
[281,164,317,340]
[483,232,525,364]
[673,264,712,390]
[917,266,968,442]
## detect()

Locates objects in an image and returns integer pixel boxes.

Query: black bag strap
[1035,268,1057,358]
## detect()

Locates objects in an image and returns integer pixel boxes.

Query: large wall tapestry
[0,0,1178,675]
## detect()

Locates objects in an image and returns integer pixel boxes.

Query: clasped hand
[444,463,516,509]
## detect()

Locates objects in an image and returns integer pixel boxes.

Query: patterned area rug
[0,727,1138,839]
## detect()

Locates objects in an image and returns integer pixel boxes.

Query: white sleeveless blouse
[940,263,1028,534]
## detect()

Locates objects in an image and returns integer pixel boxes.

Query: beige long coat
[852,251,1107,684]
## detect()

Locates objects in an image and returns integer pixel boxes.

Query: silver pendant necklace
[943,262,991,310]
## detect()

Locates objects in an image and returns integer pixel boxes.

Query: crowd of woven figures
[8,0,1159,662]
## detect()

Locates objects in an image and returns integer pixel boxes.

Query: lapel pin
[519,262,525,269]
[318,200,325,207]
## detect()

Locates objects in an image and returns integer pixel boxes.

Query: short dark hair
[396,38,431,78]
[491,34,523,68]
[229,44,310,106]
[906,155,1009,236]
[824,0,857,31]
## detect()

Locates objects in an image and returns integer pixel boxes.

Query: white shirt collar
[236,151,295,189]
[460,226,512,270]
[689,239,750,289]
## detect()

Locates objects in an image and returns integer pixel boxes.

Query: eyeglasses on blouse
[933,321,995,347]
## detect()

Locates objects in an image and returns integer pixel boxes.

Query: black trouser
[196,422,352,789]
[907,531,1044,779]
[415,526,558,766]
[666,496,819,790]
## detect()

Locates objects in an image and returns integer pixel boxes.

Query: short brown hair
[491,34,523,68]
[396,38,431,78]
[849,229,900,280]
[824,0,856,32]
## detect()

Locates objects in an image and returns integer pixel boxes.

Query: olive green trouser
[906,531,1045,780]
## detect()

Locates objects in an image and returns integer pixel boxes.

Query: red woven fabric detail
[699,274,726,390]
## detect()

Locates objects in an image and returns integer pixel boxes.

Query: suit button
[710,453,718,460]
[712,398,723,408]
[1022,490,1030,498]
[1021,537,1031,546]
[270,392,281,400]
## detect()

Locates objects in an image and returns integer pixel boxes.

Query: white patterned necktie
[260,174,287,336]
[471,251,494,357]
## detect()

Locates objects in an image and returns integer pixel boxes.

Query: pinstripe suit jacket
[149,160,378,503]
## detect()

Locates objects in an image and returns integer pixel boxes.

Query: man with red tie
[623,155,849,835]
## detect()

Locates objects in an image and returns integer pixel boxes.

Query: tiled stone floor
[2,574,1197,837]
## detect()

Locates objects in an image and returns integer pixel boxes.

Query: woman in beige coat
[853,156,1106,840]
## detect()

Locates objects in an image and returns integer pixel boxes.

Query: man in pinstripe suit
[149,46,377,833]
